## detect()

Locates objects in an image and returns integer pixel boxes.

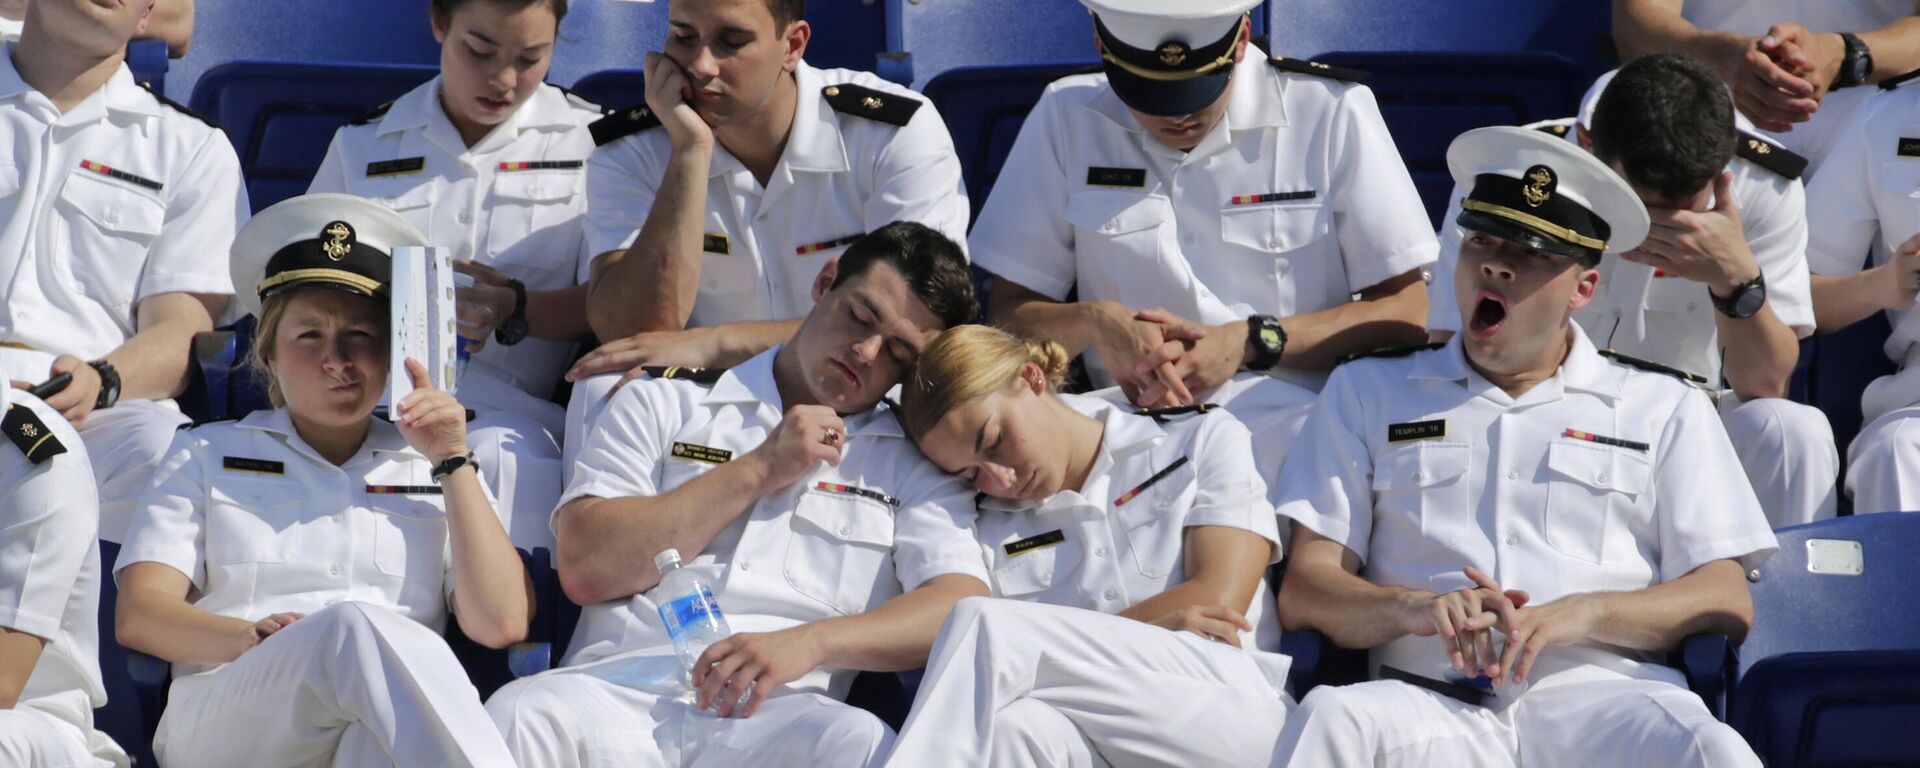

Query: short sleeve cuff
[973,252,1074,301]
[895,552,991,593]
[0,606,62,641]
[1183,510,1285,563]
[1349,240,1439,296]
[1665,533,1779,583]
[135,275,236,303]
[113,547,204,593]
[1275,501,1364,565]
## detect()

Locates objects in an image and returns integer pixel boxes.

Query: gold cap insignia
[1748,139,1772,155]
[1159,42,1188,67]
[1522,165,1556,208]
[321,221,355,261]
[863,96,883,110]
[628,107,651,121]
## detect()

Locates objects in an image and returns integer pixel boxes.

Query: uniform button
[1506,469,1518,480]
[1414,471,1428,481]
[530,186,546,197]
[458,212,472,223]
[1505,536,1518,546]
[329,564,342,576]
[1182,233,1197,246]
[1094,546,1108,557]
[1597,472,1611,484]
[839,525,852,536]
[104,211,119,225]
[1103,588,1118,600]
[1268,236,1284,249]
[739,560,751,571]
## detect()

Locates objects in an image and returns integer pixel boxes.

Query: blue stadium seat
[1313,51,1587,228]
[921,62,1092,227]
[1800,314,1896,506]
[126,39,169,96]
[1729,514,1920,765]
[93,541,163,768]
[571,69,646,113]
[187,61,439,213]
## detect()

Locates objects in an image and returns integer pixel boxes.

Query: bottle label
[661,585,725,632]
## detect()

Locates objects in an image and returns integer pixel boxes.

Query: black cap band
[1096,14,1246,117]
[257,221,392,302]
[1457,169,1611,262]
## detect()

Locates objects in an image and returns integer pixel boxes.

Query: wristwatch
[1243,315,1287,372]
[1711,272,1768,319]
[431,450,477,483]
[1837,32,1873,90]
[87,359,121,410]
[494,278,529,347]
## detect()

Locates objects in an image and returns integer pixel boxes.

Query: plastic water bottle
[655,548,732,684]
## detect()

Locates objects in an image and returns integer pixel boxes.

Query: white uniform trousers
[152,602,513,768]
[1273,677,1758,768]
[1844,403,1920,515]
[78,400,190,543]
[0,691,118,768]
[1717,395,1839,527]
[884,598,1295,768]
[459,367,564,552]
[487,653,893,768]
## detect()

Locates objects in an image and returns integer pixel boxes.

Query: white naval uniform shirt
[1274,328,1777,696]
[311,79,605,403]
[974,394,1283,651]
[582,61,970,329]
[1805,83,1920,418]
[0,388,111,741]
[970,46,1438,392]
[0,46,246,383]
[116,408,471,678]
[559,347,988,700]
[1428,115,1815,385]
[1679,0,1912,173]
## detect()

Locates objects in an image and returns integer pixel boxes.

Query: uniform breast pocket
[487,171,583,270]
[785,491,896,615]
[697,218,757,298]
[1112,478,1191,580]
[0,163,21,201]
[1065,191,1173,300]
[1221,202,1332,313]
[364,180,434,217]
[373,499,450,588]
[204,478,301,565]
[56,171,166,314]
[1371,442,1474,547]
[1872,166,1920,246]
[988,530,1083,599]
[1543,439,1652,565]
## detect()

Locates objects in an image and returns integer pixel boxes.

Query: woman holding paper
[310,0,600,553]
[113,195,530,767]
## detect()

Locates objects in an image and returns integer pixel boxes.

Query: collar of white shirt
[710,61,851,179]
[980,396,1166,515]
[376,76,579,153]
[1084,43,1289,139]
[1417,322,1627,405]
[235,407,424,468]
[0,44,159,124]
[702,344,904,439]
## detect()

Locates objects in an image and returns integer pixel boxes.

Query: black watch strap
[86,359,120,410]
[1838,32,1873,89]
[494,279,529,346]
[431,450,477,483]
[1710,272,1767,319]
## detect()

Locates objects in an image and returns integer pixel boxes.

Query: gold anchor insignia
[1311,62,1330,69]
[19,423,36,438]
[1749,139,1772,155]
[321,222,354,261]
[1159,43,1188,66]
[863,96,883,110]
[1522,166,1555,208]
[628,108,650,121]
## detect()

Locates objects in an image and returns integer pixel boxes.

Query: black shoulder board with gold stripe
[178,416,239,431]
[4,404,65,465]
[1533,121,1574,138]
[1135,403,1217,423]
[641,366,726,385]
[139,82,218,128]
[348,100,396,126]
[1598,349,1709,385]
[1338,341,1446,365]
[822,83,922,127]
[553,84,613,116]
[1881,67,1920,90]
[1267,56,1368,83]
[590,104,663,146]
[1734,130,1807,181]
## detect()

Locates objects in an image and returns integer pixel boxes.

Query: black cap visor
[1455,209,1601,266]
[1095,14,1243,118]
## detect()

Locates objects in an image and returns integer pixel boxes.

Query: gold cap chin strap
[1460,199,1608,252]
[257,268,383,297]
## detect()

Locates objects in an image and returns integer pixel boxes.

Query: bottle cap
[653,548,682,573]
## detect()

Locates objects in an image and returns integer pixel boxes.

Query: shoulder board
[1881,67,1920,90]
[1267,56,1368,83]
[641,365,726,385]
[178,415,240,431]
[1533,121,1573,138]
[590,104,662,146]
[1337,341,1446,365]
[552,83,613,116]
[3,404,66,465]
[138,82,218,129]
[1597,349,1709,385]
[348,100,395,127]
[822,83,922,127]
[1135,403,1217,422]
[1734,130,1807,180]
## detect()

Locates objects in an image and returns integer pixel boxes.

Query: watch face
[1735,285,1766,318]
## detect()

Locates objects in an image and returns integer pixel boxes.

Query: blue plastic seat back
[1800,303,1896,494]
[93,541,163,768]
[126,39,169,95]
[571,69,647,114]
[921,62,1094,227]
[1732,515,1920,764]
[187,61,439,213]
[1314,51,1586,229]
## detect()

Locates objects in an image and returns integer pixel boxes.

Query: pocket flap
[368,182,434,212]
[1066,190,1172,235]
[0,163,21,199]
[793,490,895,548]
[59,170,165,237]
[1546,439,1652,496]
[1372,442,1472,491]
[492,171,578,204]
[1220,201,1327,252]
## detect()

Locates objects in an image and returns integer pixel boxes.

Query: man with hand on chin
[1272,126,1772,767]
